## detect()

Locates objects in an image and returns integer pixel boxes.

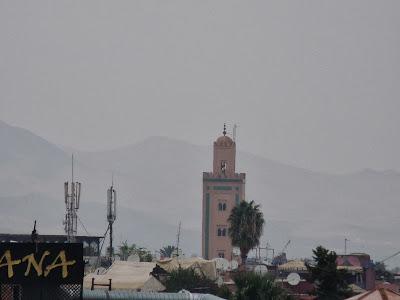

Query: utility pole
[107,177,117,262]
[345,238,349,255]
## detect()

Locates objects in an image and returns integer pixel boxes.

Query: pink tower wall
[202,134,246,260]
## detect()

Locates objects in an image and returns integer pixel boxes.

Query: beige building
[202,126,246,260]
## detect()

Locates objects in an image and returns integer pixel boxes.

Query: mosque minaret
[202,124,246,260]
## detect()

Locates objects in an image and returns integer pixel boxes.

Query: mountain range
[1,120,399,267]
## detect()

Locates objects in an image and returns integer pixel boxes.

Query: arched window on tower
[221,161,227,175]
[217,227,227,237]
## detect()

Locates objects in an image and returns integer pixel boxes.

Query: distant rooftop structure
[277,260,308,272]
[0,233,102,256]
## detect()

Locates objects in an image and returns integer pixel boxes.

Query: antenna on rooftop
[175,221,181,259]
[63,155,82,242]
[107,174,117,261]
[345,238,350,255]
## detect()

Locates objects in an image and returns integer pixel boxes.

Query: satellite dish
[230,260,239,270]
[232,247,240,256]
[253,265,268,274]
[213,258,230,271]
[127,254,140,262]
[287,272,301,286]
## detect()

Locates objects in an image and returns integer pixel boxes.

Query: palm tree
[160,245,176,258]
[228,200,265,267]
[117,241,138,261]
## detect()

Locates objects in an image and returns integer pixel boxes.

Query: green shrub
[233,272,291,300]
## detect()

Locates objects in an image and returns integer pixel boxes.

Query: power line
[77,215,90,236]
[94,224,111,270]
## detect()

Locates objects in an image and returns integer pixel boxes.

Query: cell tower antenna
[72,154,74,183]
[63,154,81,243]
[107,176,117,262]
[176,221,181,259]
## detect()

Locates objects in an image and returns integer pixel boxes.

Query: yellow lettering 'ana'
[0,250,21,278]
[22,251,50,276]
[44,250,76,278]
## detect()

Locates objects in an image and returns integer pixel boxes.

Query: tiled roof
[346,287,400,300]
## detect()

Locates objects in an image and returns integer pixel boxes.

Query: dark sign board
[0,242,84,284]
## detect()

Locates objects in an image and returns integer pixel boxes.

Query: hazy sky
[1,1,399,173]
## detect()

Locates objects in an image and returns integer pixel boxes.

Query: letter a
[44,250,76,278]
[22,251,50,276]
[0,250,21,278]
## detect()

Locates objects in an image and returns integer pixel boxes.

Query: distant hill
[1,120,399,266]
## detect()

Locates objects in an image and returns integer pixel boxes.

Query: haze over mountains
[1,120,399,267]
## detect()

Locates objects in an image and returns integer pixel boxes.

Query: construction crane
[281,240,291,254]
[271,240,291,266]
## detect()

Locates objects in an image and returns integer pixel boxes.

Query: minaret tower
[202,124,246,260]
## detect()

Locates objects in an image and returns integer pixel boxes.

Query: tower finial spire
[223,123,226,136]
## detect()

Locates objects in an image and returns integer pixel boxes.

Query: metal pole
[345,238,349,255]
[109,222,113,261]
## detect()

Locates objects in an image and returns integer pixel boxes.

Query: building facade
[202,127,246,260]
[336,253,376,291]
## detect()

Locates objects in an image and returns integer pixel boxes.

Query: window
[218,252,225,258]
[218,202,227,211]
[217,227,227,237]
[220,161,227,174]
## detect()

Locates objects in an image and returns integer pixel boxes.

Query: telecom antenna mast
[107,177,117,261]
[175,221,181,259]
[63,155,81,242]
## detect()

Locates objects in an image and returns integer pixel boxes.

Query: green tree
[306,246,350,300]
[116,241,153,262]
[375,262,394,282]
[137,247,153,262]
[160,245,177,258]
[228,200,265,266]
[164,267,217,294]
[233,272,291,300]
[117,240,132,261]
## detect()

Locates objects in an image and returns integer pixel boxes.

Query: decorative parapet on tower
[202,172,246,182]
